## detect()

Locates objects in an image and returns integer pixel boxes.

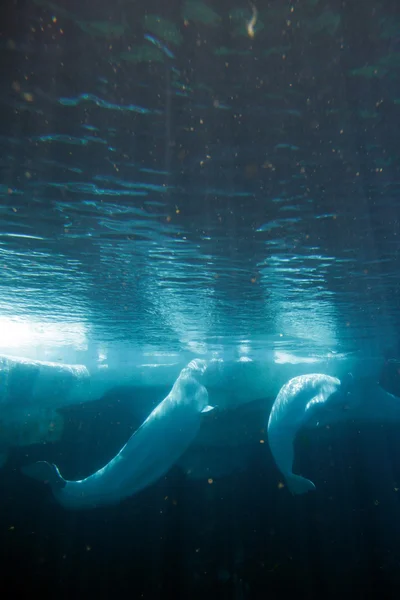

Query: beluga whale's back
[267,373,342,495]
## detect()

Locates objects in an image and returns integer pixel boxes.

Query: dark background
[2,387,400,599]
[1,0,400,597]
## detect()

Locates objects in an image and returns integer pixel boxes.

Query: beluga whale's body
[22,359,213,509]
[267,373,342,495]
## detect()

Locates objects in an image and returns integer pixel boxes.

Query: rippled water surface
[1,0,400,362]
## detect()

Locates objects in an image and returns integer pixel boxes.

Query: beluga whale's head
[305,372,359,428]
[170,359,215,415]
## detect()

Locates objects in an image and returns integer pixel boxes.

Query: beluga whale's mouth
[323,372,355,411]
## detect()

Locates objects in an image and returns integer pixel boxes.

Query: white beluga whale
[267,373,342,495]
[21,359,214,509]
[0,349,375,472]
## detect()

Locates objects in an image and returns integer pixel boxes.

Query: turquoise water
[1,0,400,597]
[1,0,399,364]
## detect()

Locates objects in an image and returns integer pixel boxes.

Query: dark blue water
[1,0,400,597]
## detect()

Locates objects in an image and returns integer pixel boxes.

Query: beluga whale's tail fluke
[21,461,66,490]
[285,473,316,495]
